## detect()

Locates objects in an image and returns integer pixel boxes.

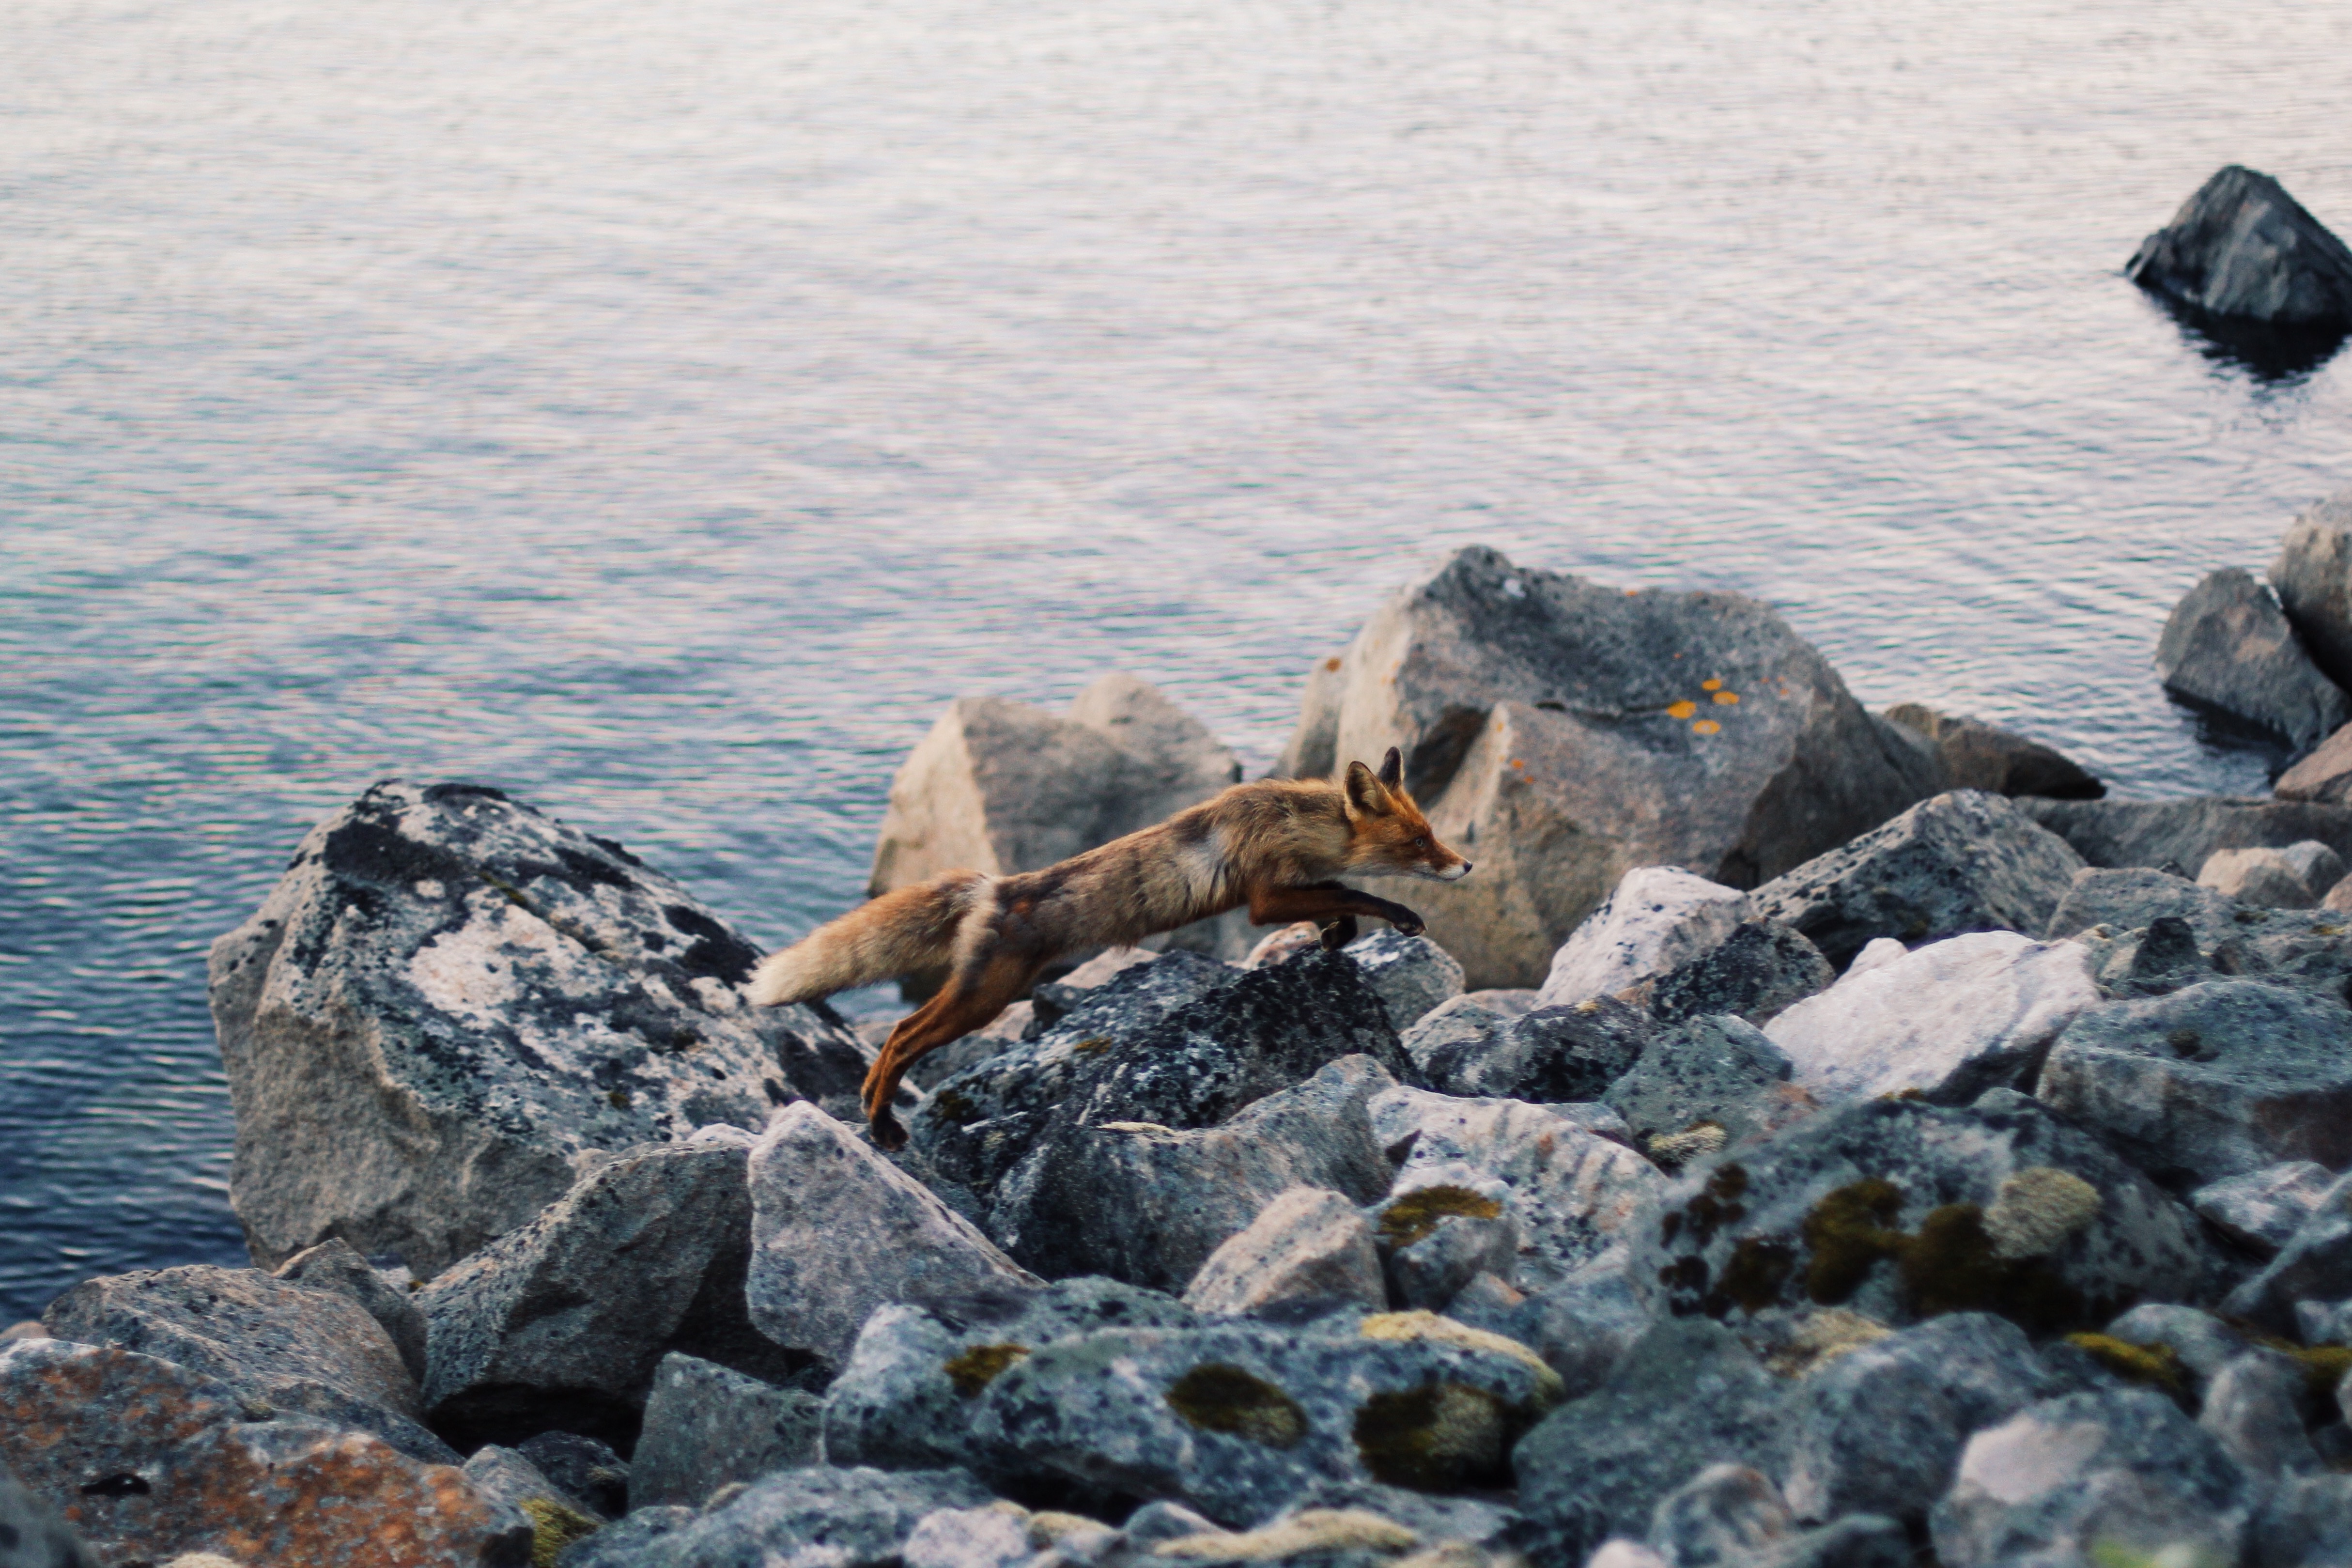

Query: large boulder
[2016,793,2352,875]
[210,779,866,1277]
[416,1138,800,1451]
[1744,792,2086,968]
[1629,1094,2220,1333]
[2037,981,2352,1187]
[42,1264,448,1463]
[866,672,1249,964]
[0,1338,528,1568]
[2198,839,2346,907]
[1600,1014,1814,1160]
[2125,165,2352,326]
[1877,704,2103,800]
[2273,489,2352,690]
[2152,567,2350,752]
[1278,546,1940,988]
[1621,921,1833,1029]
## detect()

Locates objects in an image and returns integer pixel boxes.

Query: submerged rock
[1281,546,1939,988]
[2126,165,2352,327]
[1877,704,2103,801]
[209,778,865,1277]
[2154,567,2350,753]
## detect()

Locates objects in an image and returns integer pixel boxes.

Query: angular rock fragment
[1602,1014,1810,1160]
[2127,165,2352,326]
[1645,1464,1794,1568]
[1928,1388,2256,1568]
[2223,1169,2352,1330]
[1877,704,2103,801]
[1340,932,1466,1032]
[2253,1474,2352,1568]
[2276,718,2352,805]
[1488,1258,1648,1399]
[627,1352,821,1509]
[273,1237,429,1384]
[418,1139,798,1450]
[2154,567,2350,752]
[2199,1350,2322,1479]
[1746,791,2085,968]
[822,1276,1196,1472]
[1622,922,1833,1028]
[515,1430,628,1520]
[1287,546,1939,988]
[987,1056,1398,1289]
[748,1102,1037,1366]
[460,1444,602,1562]
[900,1502,1039,1568]
[1630,1095,2218,1331]
[1536,869,1749,1008]
[43,1264,448,1463]
[0,1339,527,1568]
[2043,865,2237,941]
[557,1506,694,1568]
[2189,1161,2337,1254]
[1764,932,2099,1104]
[1183,1188,1387,1317]
[210,778,866,1276]
[2275,489,2352,689]
[1407,996,1652,1105]
[2017,793,2352,876]
[619,1466,996,1568]
[1372,1180,1518,1311]
[2097,1303,2255,1396]
[2198,840,2345,907]
[2037,980,2352,1186]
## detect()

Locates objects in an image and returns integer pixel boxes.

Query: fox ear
[1377,746,1403,791]
[1344,760,1392,816]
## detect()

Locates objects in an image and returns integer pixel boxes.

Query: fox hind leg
[862,947,1045,1151]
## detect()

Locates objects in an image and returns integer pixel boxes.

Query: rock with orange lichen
[0,1338,529,1568]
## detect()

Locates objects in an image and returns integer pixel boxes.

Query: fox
[748,745,1471,1149]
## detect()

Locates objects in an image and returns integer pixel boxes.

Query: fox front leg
[1318,915,1359,950]
[1251,882,1425,942]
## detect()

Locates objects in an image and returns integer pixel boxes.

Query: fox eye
[1413,836,1429,849]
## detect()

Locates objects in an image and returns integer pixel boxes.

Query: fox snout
[1435,858,1472,882]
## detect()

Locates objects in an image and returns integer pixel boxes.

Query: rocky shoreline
[9,538,2352,1568]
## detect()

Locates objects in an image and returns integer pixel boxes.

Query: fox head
[1341,747,1472,882]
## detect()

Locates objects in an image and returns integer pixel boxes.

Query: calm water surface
[6,0,2352,1320]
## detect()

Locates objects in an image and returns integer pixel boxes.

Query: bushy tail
[747,870,991,1006]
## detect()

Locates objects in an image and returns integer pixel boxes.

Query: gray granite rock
[901,1502,1040,1568]
[748,1101,1037,1367]
[987,1056,1399,1289]
[2275,489,2352,691]
[1369,1087,1663,1289]
[1759,1516,1909,1568]
[627,1352,821,1509]
[41,1263,451,1464]
[209,778,866,1277]
[1184,1189,1387,1317]
[2294,1296,2352,1346]
[1764,932,2099,1105]
[1409,997,1655,1106]
[1630,1094,2220,1331]
[2223,1169,2352,1330]
[1779,1313,2055,1527]
[558,1506,695,1568]
[2275,718,2352,806]
[1375,1184,1518,1311]
[2099,1303,2255,1395]
[1491,1256,1648,1399]
[2251,1474,2352,1568]
[418,1138,797,1450]
[1645,1464,1793,1568]
[823,1278,1197,1473]
[1536,869,1750,1009]
[2190,1161,2337,1254]
[1746,791,2086,969]
[1342,932,1466,1033]
[2127,165,2352,326]
[1292,546,1940,988]
[0,1456,97,1568]
[1602,1015,1806,1160]
[2155,568,2352,753]
[2200,1350,2322,1480]
[2198,841,2341,907]
[2037,981,2352,1186]
[1878,704,2104,801]
[272,1237,429,1385]
[517,1429,630,1519]
[971,1319,1561,1524]
[2043,865,2238,941]
[1622,922,1834,1029]
[619,1465,997,1568]
[1929,1387,2257,1568]
[2018,793,2352,877]
[1511,1319,1792,1565]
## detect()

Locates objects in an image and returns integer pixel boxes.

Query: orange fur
[751,746,1469,1148]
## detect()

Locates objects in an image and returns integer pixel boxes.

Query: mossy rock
[1351,1380,1518,1491]
[1165,1363,1308,1448]
[521,1495,602,1568]
[1377,1186,1502,1250]
[945,1342,1030,1397]
[2062,1333,2187,1394]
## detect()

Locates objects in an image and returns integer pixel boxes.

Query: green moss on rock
[2061,1333,2186,1394]
[1165,1363,1308,1448]
[1351,1380,1512,1491]
[944,1343,1030,1397]
[1377,1186,1501,1250]
[1800,1178,1905,1304]
[522,1495,602,1568]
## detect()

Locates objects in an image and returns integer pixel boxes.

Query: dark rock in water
[1779,1313,2055,1528]
[2222,1168,2352,1331]
[42,1263,451,1464]
[2037,981,2352,1187]
[2272,488,2352,690]
[1511,1319,1791,1565]
[1602,1014,1805,1159]
[823,1276,1197,1473]
[614,1465,995,1568]
[0,1337,530,1568]
[1879,703,2104,801]
[1746,791,2085,969]
[1409,996,1655,1104]
[273,1237,429,1385]
[987,1056,1398,1289]
[1624,921,1833,1028]
[516,1429,630,1519]
[971,1318,1561,1524]
[2153,567,2349,753]
[1929,1387,2257,1568]
[1627,1094,2219,1333]
[2126,165,2352,327]
[210,778,867,1278]
[419,1137,809,1453]
[913,950,1406,1201]
[628,1352,822,1510]
[2016,794,2352,876]
[0,1455,97,1568]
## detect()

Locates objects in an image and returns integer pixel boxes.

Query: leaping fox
[749,746,1471,1149]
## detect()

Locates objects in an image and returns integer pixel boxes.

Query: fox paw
[1391,915,1425,938]
[1319,916,1360,951]
[868,1108,909,1152]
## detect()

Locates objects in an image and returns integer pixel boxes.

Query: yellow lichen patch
[1984,1167,2103,1260]
[1324,656,1344,672]
[1360,1313,1563,1403]
[1165,1363,1309,1448]
[1692,719,1721,735]
[1353,1382,1513,1491]
[2287,1344,2352,1396]
[1071,1036,1115,1055]
[1646,1122,1728,1171]
[1764,1309,1893,1379]
[1377,1186,1502,1250]
[2062,1334,2186,1394]
[1702,679,1722,691]
[1667,700,1698,720]
[1392,1546,1524,1568]
[522,1495,602,1568]
[1028,1511,1106,1547]
[1712,691,1739,705]
[944,1343,1030,1397]
[1153,1509,1420,1561]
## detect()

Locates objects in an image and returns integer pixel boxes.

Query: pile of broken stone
[9,544,2352,1568]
